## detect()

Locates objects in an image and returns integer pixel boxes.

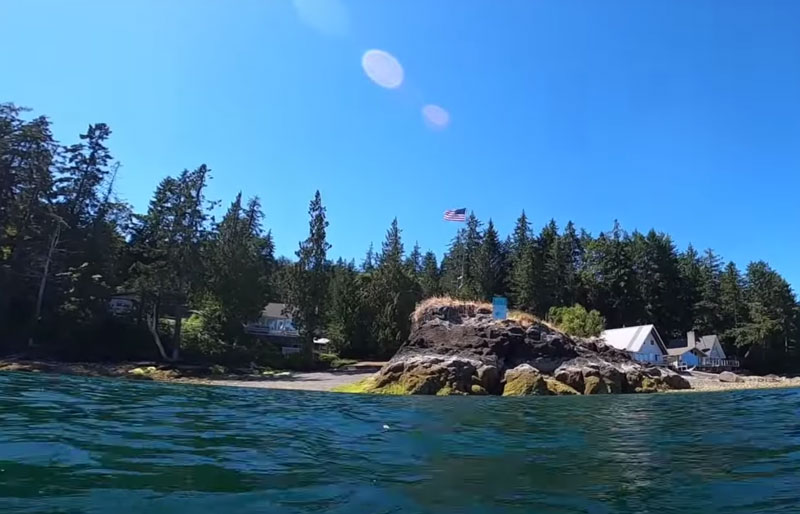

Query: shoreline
[0,359,377,392]
[2,359,799,394]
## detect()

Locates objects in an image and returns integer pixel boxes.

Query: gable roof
[262,303,290,319]
[601,325,668,354]
[667,346,705,357]
[695,335,719,353]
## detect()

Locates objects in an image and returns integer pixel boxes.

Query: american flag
[443,208,467,222]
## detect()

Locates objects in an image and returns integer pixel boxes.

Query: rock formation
[353,301,690,396]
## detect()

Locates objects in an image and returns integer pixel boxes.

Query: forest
[2,104,798,373]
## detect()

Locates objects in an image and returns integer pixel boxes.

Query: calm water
[1,373,799,513]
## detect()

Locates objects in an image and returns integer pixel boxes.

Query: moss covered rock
[502,365,550,396]
[545,377,579,395]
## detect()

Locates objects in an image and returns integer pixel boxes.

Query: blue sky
[3,1,799,288]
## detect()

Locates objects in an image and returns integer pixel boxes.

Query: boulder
[719,371,743,383]
[502,365,550,396]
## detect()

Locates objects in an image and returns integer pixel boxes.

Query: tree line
[2,104,798,372]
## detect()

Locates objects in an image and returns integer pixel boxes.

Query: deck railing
[699,357,740,368]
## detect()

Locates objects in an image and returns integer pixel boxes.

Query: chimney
[687,331,696,348]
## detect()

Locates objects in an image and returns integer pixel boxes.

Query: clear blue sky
[3,1,799,288]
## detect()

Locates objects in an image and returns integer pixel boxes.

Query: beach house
[666,331,739,369]
[600,325,668,365]
[245,303,304,356]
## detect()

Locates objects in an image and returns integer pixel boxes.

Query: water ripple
[1,372,800,513]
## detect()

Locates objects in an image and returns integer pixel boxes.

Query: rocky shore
[337,300,692,396]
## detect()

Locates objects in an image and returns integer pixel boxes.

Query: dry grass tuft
[412,296,491,324]
[412,297,558,330]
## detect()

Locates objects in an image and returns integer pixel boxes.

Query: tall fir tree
[419,251,441,298]
[405,241,422,277]
[367,218,420,357]
[204,193,274,341]
[473,219,505,300]
[508,211,536,311]
[286,190,331,351]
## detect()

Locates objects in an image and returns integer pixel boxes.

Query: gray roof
[667,346,705,357]
[695,335,719,353]
[666,334,721,356]
[262,303,291,319]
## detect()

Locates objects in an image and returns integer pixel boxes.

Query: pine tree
[460,212,483,299]
[440,230,465,296]
[367,218,420,357]
[419,251,441,298]
[508,211,536,310]
[474,219,505,300]
[559,221,583,306]
[694,248,723,335]
[204,193,274,341]
[327,259,369,356]
[538,219,561,311]
[286,190,331,350]
[678,244,704,332]
[634,230,683,335]
[582,222,641,327]
[405,241,422,277]
[732,262,799,371]
[720,261,746,336]
[128,165,210,360]
[362,243,375,272]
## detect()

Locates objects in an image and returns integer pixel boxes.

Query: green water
[1,373,799,513]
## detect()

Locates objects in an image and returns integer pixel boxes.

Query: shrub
[547,304,606,337]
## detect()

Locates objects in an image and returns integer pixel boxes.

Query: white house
[108,293,140,316]
[666,332,738,369]
[245,303,303,356]
[601,325,668,365]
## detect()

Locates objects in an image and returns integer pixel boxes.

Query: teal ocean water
[1,372,799,513]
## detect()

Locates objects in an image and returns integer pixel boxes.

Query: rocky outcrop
[361,301,690,396]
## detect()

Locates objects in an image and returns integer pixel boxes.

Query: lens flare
[361,49,404,89]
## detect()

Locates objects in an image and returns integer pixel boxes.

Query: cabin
[666,331,739,369]
[600,325,669,365]
[245,303,304,356]
[108,292,140,316]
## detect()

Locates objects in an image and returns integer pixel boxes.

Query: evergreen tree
[405,241,422,277]
[204,193,274,341]
[678,244,704,332]
[327,259,369,356]
[508,211,536,310]
[362,243,376,272]
[630,230,683,337]
[419,251,441,298]
[460,212,483,299]
[440,230,465,295]
[720,261,746,337]
[694,248,723,335]
[559,221,584,306]
[367,218,420,357]
[538,219,562,311]
[731,262,799,371]
[582,222,642,328]
[286,190,331,350]
[128,165,211,360]
[474,219,505,300]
